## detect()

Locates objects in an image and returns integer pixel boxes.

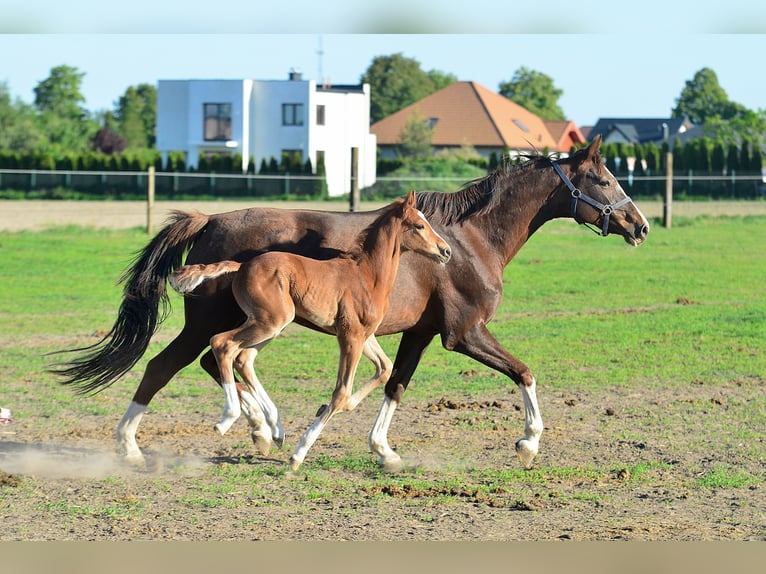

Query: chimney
[289,68,302,81]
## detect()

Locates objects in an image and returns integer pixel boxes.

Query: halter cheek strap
[551,161,633,237]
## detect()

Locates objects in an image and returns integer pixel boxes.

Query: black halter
[551,161,634,237]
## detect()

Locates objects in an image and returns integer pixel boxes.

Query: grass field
[0,214,764,540]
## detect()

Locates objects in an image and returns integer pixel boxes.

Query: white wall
[157,77,376,197]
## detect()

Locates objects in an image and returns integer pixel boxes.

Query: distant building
[370,81,585,160]
[156,71,376,197]
[585,117,692,146]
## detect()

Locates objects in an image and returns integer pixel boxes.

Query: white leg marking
[215,381,241,435]
[515,376,544,469]
[235,348,284,448]
[290,416,327,469]
[116,401,147,463]
[238,390,273,455]
[368,395,403,471]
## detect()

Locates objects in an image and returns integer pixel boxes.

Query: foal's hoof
[250,432,272,456]
[515,438,538,469]
[273,434,285,450]
[288,456,302,472]
[315,404,328,417]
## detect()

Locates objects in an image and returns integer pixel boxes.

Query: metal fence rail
[1,168,764,200]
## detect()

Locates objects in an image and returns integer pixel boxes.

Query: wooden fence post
[147,166,155,234]
[349,147,360,212]
[663,152,673,229]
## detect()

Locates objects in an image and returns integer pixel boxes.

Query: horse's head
[556,135,650,246]
[399,190,452,263]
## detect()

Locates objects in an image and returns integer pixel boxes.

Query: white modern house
[156,71,376,197]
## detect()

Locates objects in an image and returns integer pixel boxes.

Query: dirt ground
[0,200,764,542]
[1,378,763,541]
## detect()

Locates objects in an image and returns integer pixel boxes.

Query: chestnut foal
[169,191,451,470]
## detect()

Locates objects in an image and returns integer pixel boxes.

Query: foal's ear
[404,190,416,207]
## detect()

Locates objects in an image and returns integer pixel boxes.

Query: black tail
[50,210,210,395]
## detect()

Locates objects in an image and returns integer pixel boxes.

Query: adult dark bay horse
[168,191,451,470]
[54,135,649,470]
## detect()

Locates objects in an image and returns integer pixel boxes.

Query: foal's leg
[344,335,393,412]
[289,334,365,471]
[234,347,285,452]
[210,313,290,436]
[200,350,265,435]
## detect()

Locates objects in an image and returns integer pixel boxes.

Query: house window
[316,105,326,126]
[282,103,304,126]
[315,150,325,171]
[204,103,232,141]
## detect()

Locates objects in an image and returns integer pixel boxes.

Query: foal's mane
[345,196,408,259]
[415,152,563,226]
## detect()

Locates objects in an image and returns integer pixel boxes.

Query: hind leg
[234,347,285,451]
[345,335,392,411]
[200,349,275,450]
[117,327,210,463]
[210,317,287,436]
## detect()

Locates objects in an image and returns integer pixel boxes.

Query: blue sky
[1,3,764,128]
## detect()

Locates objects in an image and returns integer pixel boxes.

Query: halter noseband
[551,161,633,237]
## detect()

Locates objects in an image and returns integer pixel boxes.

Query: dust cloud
[0,441,207,480]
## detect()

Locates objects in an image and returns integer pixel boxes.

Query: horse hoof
[379,455,404,473]
[515,438,537,469]
[123,452,146,467]
[214,422,229,436]
[315,404,328,417]
[289,456,302,472]
[273,435,285,450]
[251,433,272,456]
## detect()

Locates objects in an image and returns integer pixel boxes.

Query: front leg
[445,323,543,469]
[369,332,435,470]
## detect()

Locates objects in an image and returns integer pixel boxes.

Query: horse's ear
[586,134,602,161]
[405,190,416,207]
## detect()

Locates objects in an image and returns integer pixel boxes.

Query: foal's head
[397,190,452,264]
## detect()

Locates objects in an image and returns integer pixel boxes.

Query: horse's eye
[414,223,425,230]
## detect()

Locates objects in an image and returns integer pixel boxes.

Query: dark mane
[346,196,407,258]
[415,153,555,226]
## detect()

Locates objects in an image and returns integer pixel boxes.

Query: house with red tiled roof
[544,120,587,153]
[370,81,585,160]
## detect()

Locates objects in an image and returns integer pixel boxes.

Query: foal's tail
[169,261,242,294]
[51,210,210,395]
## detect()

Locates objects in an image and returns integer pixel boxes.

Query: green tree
[427,69,458,91]
[498,66,566,120]
[362,53,450,123]
[33,65,97,154]
[115,83,156,149]
[672,67,742,125]
[397,108,434,160]
[0,81,46,152]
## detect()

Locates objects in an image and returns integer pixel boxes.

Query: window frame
[203,102,232,141]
